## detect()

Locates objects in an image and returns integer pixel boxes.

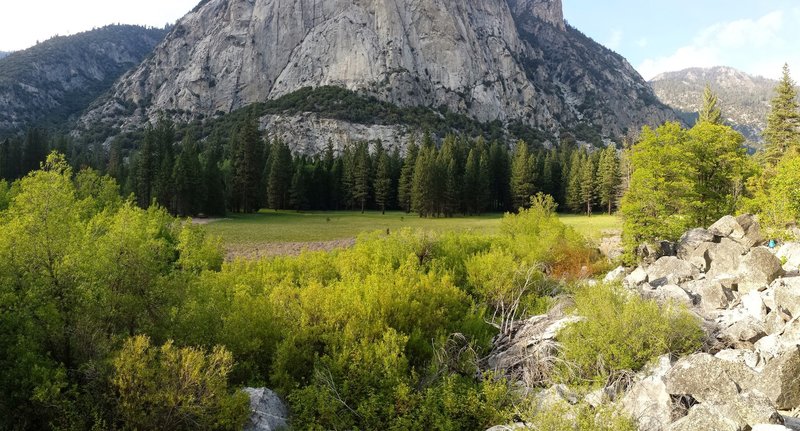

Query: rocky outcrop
[0,25,166,137]
[489,215,800,431]
[78,0,675,146]
[243,388,288,431]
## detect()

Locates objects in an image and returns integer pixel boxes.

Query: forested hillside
[0,25,166,138]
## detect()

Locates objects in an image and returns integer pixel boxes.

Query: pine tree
[352,142,371,213]
[398,138,419,213]
[135,126,158,208]
[107,137,124,181]
[22,128,49,175]
[580,155,596,216]
[412,145,437,217]
[289,162,311,211]
[488,141,511,212]
[231,116,265,213]
[565,151,584,213]
[697,84,722,125]
[267,139,293,210]
[764,64,800,166]
[597,145,620,215]
[152,119,176,211]
[203,135,227,216]
[510,140,535,210]
[463,148,481,215]
[374,151,392,214]
[173,132,205,217]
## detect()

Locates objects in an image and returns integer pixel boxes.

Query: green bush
[112,335,249,430]
[558,284,703,384]
[522,402,637,431]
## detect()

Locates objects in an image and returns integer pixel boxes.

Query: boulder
[777,243,800,271]
[737,248,785,293]
[734,214,765,248]
[664,353,757,403]
[486,313,583,387]
[763,311,787,336]
[773,277,800,318]
[604,266,628,283]
[717,317,767,348]
[647,256,698,287]
[243,388,289,431]
[743,290,769,320]
[667,403,740,431]
[706,238,748,281]
[621,355,676,431]
[486,424,528,431]
[752,425,794,431]
[624,266,649,287]
[641,284,696,307]
[678,229,716,271]
[638,241,678,266]
[715,349,760,371]
[709,214,764,248]
[684,280,732,313]
[759,346,800,410]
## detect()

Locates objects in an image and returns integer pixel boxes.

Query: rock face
[80,0,675,144]
[0,25,166,137]
[243,388,289,431]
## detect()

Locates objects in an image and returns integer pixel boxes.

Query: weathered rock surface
[646,256,698,287]
[243,388,288,431]
[737,248,785,293]
[78,0,676,146]
[621,355,676,431]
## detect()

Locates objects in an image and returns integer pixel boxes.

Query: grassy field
[202,210,621,246]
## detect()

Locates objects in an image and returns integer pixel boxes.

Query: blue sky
[564,0,800,80]
[1,0,798,81]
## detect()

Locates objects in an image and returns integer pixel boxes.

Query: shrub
[112,335,249,431]
[558,284,703,384]
[522,402,637,431]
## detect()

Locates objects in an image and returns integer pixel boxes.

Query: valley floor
[199,210,621,259]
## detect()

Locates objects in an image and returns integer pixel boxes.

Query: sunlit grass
[202,210,621,245]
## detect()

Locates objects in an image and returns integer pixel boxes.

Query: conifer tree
[374,151,392,214]
[580,155,596,216]
[153,119,176,211]
[697,84,722,125]
[231,116,265,212]
[203,135,227,216]
[463,148,481,215]
[398,138,419,213]
[173,132,204,217]
[289,162,311,211]
[764,64,800,166]
[488,141,511,212]
[135,126,158,208]
[22,128,49,175]
[352,142,371,213]
[267,139,293,210]
[565,151,584,213]
[510,141,535,210]
[597,145,620,215]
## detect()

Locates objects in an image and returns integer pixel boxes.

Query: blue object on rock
[769,239,777,249]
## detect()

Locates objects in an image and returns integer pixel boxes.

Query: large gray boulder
[647,256,698,287]
[773,277,800,318]
[641,284,696,307]
[667,403,740,431]
[709,214,764,248]
[621,355,676,431]
[717,317,767,348]
[677,228,715,271]
[706,238,749,281]
[737,248,785,293]
[244,388,288,431]
[683,280,733,313]
[664,353,757,403]
[625,266,649,287]
[638,241,678,266]
[777,243,800,271]
[759,346,800,410]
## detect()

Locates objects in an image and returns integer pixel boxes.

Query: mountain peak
[649,66,776,143]
[507,0,566,31]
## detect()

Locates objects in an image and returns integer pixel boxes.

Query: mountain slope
[0,25,167,137]
[0,52,9,60]
[80,0,675,145]
[649,66,775,142]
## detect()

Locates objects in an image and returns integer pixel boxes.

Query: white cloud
[637,10,792,80]
[636,38,649,48]
[605,29,624,51]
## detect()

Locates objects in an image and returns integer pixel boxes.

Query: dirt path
[225,238,357,261]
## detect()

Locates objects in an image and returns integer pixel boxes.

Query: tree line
[0,117,624,218]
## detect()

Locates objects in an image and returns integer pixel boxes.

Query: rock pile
[488,214,800,431]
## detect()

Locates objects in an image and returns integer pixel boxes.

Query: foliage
[112,335,249,431]
[697,84,723,125]
[558,284,703,384]
[621,121,750,260]
[521,401,637,431]
[747,154,800,238]
[763,64,800,166]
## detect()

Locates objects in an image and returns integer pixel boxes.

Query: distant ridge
[650,66,776,143]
